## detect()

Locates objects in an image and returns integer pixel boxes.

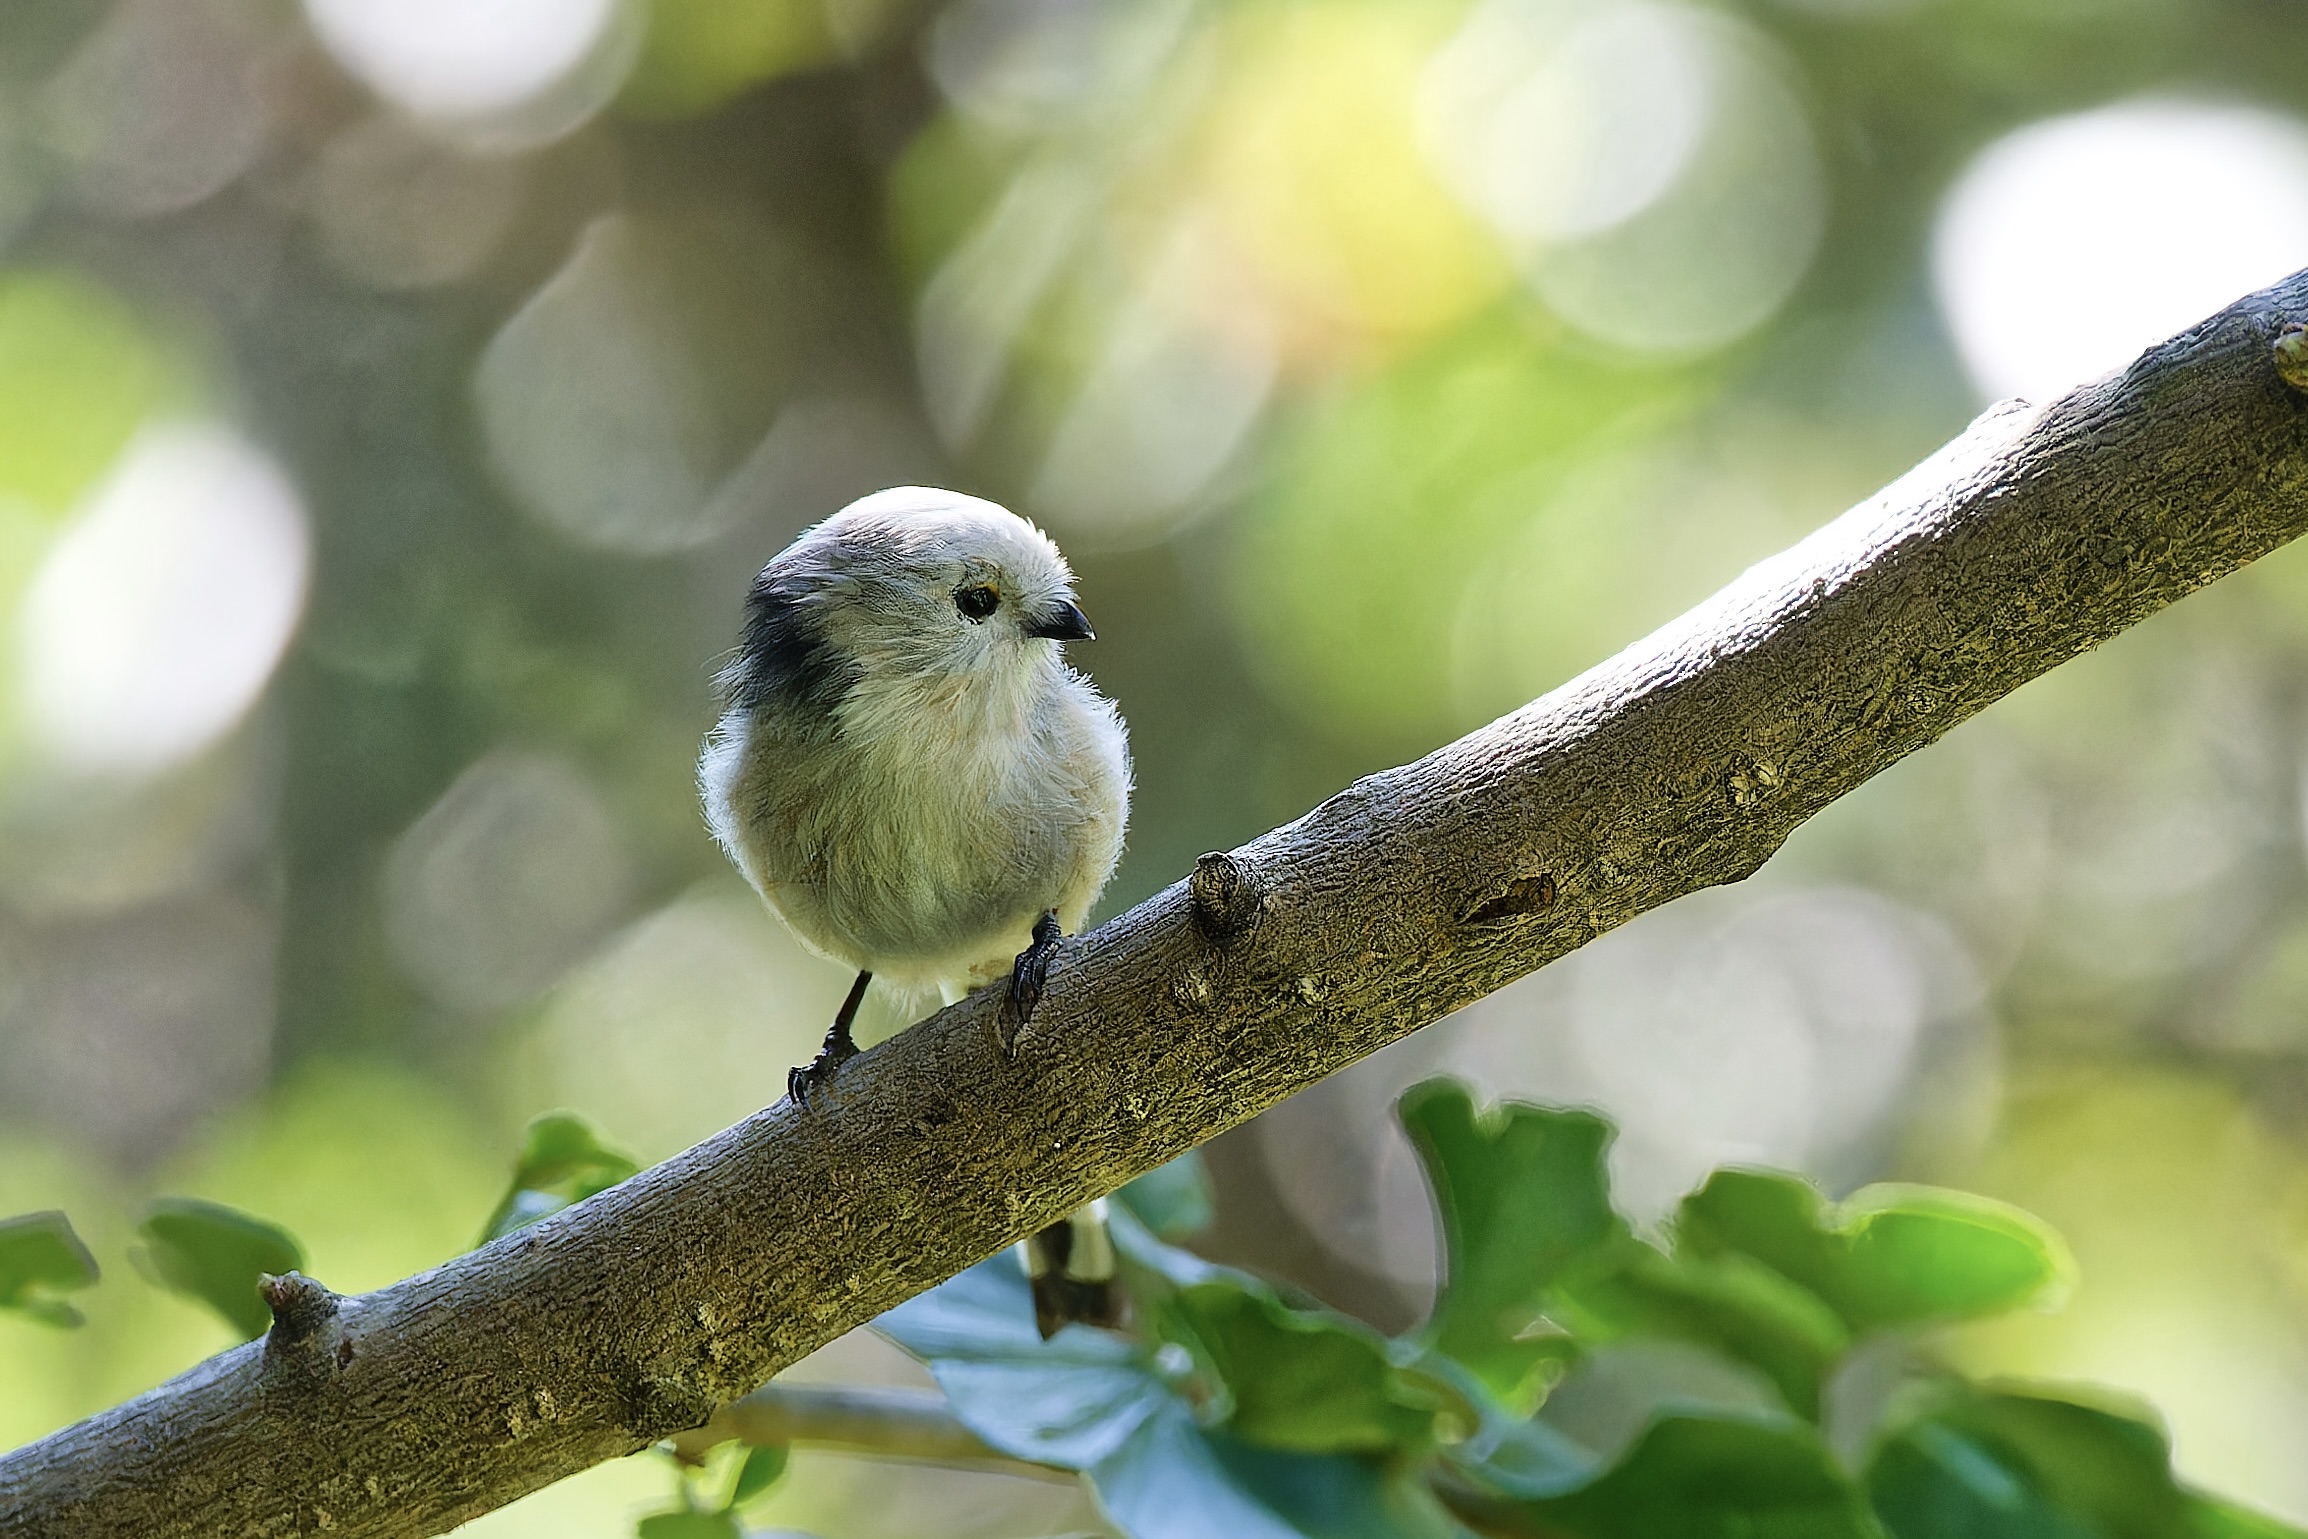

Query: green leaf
[1676,1172,2072,1334]
[729,1442,788,1506]
[0,1210,100,1328]
[636,1512,742,1539]
[1398,1080,1627,1405]
[1111,1203,1227,1292]
[936,1354,1177,1469]
[1204,1431,1471,1539]
[1554,1243,1851,1418]
[480,1111,639,1245]
[1091,1401,1465,1539]
[1091,1404,1328,1539]
[1118,1151,1217,1240]
[133,1197,303,1340]
[1866,1385,2307,1539]
[1527,1413,1884,1539]
[1164,1278,1438,1454]
[1444,1411,1598,1502]
[1421,1346,1600,1500]
[879,1256,1171,1469]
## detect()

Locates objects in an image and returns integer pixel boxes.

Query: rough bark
[6,274,2308,1537]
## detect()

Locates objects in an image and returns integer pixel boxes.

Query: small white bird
[699,486,1132,1334]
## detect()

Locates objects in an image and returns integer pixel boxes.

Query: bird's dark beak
[1025,599,1095,642]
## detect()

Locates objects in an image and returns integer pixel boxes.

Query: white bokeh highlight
[302,0,633,143]
[1028,221,1276,548]
[307,114,529,291]
[1444,886,1986,1217]
[475,215,727,553]
[20,424,310,778]
[512,887,854,1159]
[40,0,274,219]
[381,751,634,1014]
[1423,0,1709,244]
[1423,0,1825,354]
[927,0,1192,133]
[1935,100,2308,404]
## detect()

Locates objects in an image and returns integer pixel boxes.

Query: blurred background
[4,0,2308,1531]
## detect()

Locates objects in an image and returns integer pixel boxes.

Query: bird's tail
[1019,1198,1122,1338]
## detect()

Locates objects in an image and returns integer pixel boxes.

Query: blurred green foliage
[1867,1387,2303,1539]
[730,1444,791,1506]
[478,1109,640,1246]
[0,270,173,517]
[1233,327,1717,748]
[1113,1151,1217,1241]
[619,0,843,118]
[131,1196,303,1341]
[636,1513,744,1539]
[638,1426,794,1536]
[0,1211,98,1327]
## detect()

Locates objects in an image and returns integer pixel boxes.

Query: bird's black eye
[955,583,1000,622]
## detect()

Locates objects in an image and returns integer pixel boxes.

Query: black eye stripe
[955,584,999,621]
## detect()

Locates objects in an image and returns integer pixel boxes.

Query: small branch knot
[260,1271,340,1346]
[1188,852,1260,944]
[2276,323,2308,393]
[1463,873,1559,927]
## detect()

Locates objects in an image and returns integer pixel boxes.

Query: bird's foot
[997,911,1064,1059]
[787,1038,859,1107]
[789,970,872,1108]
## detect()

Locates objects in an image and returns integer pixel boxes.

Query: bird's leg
[789,970,871,1105]
[997,911,1064,1059]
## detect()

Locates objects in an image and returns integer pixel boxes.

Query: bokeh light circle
[1934,100,2308,404]
[1445,885,1983,1218]
[1423,0,1711,244]
[381,751,634,1014]
[514,888,854,1159]
[1526,13,1822,352]
[307,115,529,291]
[41,0,274,220]
[1425,0,1826,355]
[1025,223,1279,550]
[475,215,727,554]
[302,0,634,143]
[477,211,839,554]
[20,424,309,777]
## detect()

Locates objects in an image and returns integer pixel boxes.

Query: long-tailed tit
[699,486,1132,1334]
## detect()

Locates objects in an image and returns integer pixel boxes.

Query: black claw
[998,912,1064,1059]
[788,969,871,1108]
[786,1040,858,1105]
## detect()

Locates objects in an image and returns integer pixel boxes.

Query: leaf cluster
[855,1079,2297,1539]
[0,1108,633,1344]
[1,1197,302,1339]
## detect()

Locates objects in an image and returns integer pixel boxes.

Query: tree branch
[6,273,2308,1538]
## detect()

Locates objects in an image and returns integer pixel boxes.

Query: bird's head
[726,487,1095,718]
